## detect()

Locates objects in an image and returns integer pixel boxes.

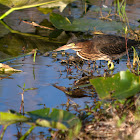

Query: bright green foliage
[0,108,81,139]
[0,111,29,125]
[27,108,81,130]
[90,70,140,99]
[0,108,81,129]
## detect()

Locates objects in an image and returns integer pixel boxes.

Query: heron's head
[55,43,82,52]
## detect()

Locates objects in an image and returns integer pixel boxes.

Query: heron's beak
[55,45,70,51]
[55,43,75,51]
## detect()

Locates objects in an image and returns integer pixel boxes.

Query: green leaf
[23,83,25,88]
[0,112,29,125]
[90,70,140,99]
[27,108,81,130]
[0,21,9,37]
[0,0,67,8]
[24,87,38,91]
[19,125,36,140]
[0,108,81,138]
[50,13,125,32]
[37,7,53,14]
[50,13,71,26]
[17,85,22,89]
[0,0,75,19]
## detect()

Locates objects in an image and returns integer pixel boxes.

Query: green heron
[55,35,139,69]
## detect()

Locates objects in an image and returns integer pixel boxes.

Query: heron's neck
[76,52,89,60]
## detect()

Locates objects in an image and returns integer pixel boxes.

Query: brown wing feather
[75,35,138,61]
[94,35,138,55]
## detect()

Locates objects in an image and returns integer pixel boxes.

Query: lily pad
[0,108,81,131]
[90,70,140,99]
[27,108,81,130]
[50,13,124,32]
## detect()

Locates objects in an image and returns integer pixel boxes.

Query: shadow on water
[0,0,140,139]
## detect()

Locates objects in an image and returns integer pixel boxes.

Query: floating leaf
[50,13,124,32]
[0,108,81,139]
[27,108,81,130]
[0,108,81,130]
[50,13,71,26]
[90,70,140,99]
[0,112,29,125]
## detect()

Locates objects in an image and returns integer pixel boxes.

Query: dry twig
[22,20,54,30]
